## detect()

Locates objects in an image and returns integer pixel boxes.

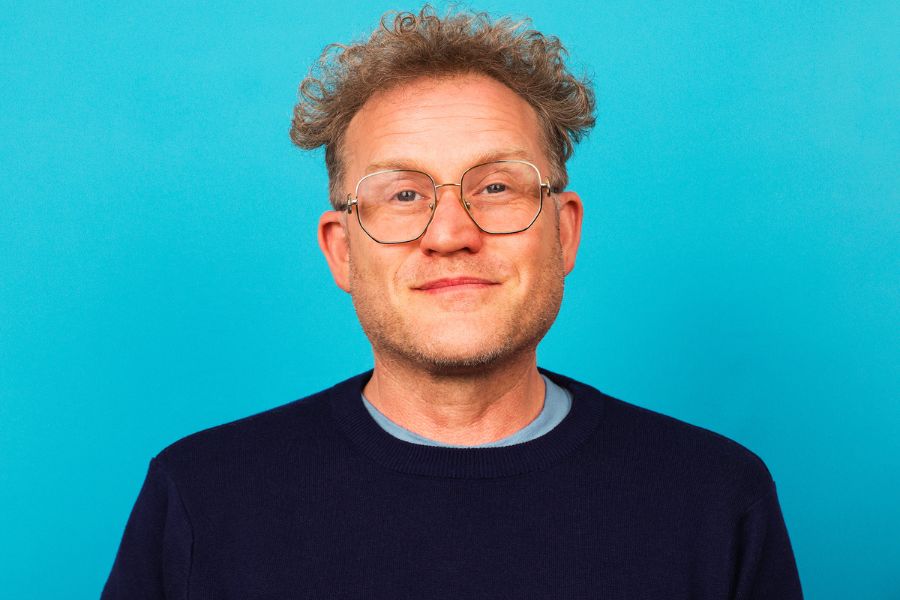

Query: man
[103,6,803,598]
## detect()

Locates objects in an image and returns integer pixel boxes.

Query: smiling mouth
[415,277,498,291]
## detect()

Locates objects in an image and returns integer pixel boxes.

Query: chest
[184,463,732,599]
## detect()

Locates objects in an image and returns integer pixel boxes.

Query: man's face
[319,73,582,373]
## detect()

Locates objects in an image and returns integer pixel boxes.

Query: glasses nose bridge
[433,181,469,208]
[434,181,461,193]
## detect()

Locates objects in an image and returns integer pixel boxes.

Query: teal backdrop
[1,1,897,597]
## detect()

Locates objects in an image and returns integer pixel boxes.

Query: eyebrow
[364,147,537,174]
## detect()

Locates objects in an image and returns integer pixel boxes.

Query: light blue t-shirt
[360,374,572,447]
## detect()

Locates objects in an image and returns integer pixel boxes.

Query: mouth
[414,277,499,292]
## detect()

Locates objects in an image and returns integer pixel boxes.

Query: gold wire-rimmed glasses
[343,159,552,244]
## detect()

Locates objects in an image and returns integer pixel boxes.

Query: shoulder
[152,373,366,482]
[547,370,775,511]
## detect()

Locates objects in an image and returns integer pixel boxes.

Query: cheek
[509,231,562,285]
[348,243,408,301]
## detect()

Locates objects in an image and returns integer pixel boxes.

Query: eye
[484,183,507,194]
[394,189,421,202]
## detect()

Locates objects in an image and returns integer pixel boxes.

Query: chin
[401,335,528,375]
[409,349,511,374]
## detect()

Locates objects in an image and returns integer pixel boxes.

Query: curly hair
[290,5,596,209]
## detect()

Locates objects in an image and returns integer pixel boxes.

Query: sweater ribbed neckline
[327,368,606,479]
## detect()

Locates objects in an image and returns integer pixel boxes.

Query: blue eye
[485,183,507,193]
[395,190,419,202]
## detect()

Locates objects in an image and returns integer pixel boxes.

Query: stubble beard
[347,242,566,377]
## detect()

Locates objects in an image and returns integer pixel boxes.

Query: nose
[417,183,484,255]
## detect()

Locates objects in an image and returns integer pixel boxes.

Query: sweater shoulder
[152,375,358,479]
[621,394,771,474]
[555,373,776,509]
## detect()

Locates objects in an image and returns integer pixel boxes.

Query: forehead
[342,74,547,178]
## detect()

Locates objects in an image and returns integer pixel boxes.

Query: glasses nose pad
[433,186,456,206]
[434,184,469,207]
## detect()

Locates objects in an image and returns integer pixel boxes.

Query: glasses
[343,159,551,244]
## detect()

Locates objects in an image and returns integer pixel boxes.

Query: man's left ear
[554,191,583,275]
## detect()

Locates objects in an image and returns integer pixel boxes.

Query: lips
[415,277,498,291]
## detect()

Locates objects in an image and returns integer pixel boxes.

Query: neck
[362,350,546,446]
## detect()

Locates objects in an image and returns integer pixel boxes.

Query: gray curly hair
[290,5,596,209]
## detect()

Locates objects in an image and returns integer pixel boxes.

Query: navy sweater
[102,370,803,599]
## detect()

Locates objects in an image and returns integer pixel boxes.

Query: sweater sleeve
[101,457,193,600]
[731,483,803,599]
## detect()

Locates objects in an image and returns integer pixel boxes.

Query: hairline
[327,72,567,209]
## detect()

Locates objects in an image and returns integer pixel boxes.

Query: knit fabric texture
[102,370,803,599]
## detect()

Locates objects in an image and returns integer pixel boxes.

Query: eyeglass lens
[355,161,542,243]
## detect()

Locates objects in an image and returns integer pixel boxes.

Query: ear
[317,210,351,292]
[554,191,583,275]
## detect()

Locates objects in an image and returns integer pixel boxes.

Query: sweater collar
[326,368,606,479]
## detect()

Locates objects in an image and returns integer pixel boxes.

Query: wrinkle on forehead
[344,74,546,181]
[365,147,537,175]
[361,112,533,145]
[361,96,534,130]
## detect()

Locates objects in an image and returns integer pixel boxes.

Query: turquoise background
[1,1,897,597]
